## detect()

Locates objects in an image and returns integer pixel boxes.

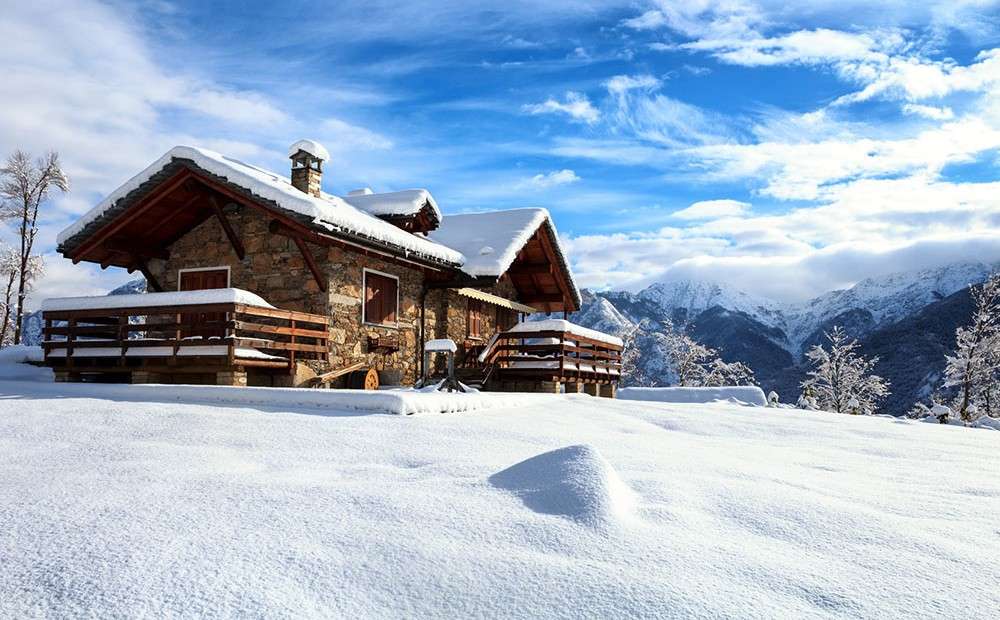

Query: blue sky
[5,0,1000,307]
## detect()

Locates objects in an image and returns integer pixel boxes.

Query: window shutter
[364,272,398,325]
[385,276,397,323]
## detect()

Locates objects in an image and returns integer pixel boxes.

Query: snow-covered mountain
[574,261,997,414]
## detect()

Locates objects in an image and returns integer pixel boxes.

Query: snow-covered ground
[1,363,998,617]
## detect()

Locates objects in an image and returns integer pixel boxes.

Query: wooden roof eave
[60,160,459,274]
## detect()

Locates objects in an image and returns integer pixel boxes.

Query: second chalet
[41,140,622,395]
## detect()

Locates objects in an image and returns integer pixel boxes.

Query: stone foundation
[583,384,600,397]
[131,371,164,384]
[598,383,617,399]
[215,370,247,387]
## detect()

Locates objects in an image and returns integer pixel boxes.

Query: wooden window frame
[177,265,231,290]
[362,268,400,328]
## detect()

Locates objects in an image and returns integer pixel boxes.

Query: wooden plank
[233,338,327,353]
[234,304,330,325]
[103,241,170,260]
[231,320,328,339]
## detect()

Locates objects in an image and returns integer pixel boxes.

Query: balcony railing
[41,289,330,372]
[477,320,623,384]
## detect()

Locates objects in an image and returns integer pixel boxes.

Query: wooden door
[179,269,228,337]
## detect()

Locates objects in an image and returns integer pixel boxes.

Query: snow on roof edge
[508,319,623,346]
[56,146,463,267]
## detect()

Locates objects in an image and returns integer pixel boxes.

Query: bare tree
[0,150,68,344]
[942,274,1000,423]
[801,326,890,414]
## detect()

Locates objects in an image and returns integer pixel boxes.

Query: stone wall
[148,205,536,387]
[147,205,429,385]
[323,245,427,386]
[147,204,328,315]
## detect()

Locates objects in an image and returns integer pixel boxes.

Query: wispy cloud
[672,199,750,220]
[516,169,581,189]
[522,92,600,124]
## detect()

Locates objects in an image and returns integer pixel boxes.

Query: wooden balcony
[41,291,330,379]
[476,320,623,386]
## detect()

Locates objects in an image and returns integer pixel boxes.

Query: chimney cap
[287,139,330,162]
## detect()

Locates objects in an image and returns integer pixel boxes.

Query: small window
[364,271,398,325]
[467,299,484,339]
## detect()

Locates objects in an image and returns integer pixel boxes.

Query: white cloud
[672,199,750,220]
[516,169,581,189]
[605,74,662,93]
[902,104,955,120]
[563,172,1000,299]
[621,10,669,31]
[319,118,394,151]
[522,92,600,124]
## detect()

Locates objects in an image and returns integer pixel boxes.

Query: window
[364,271,398,325]
[467,299,484,339]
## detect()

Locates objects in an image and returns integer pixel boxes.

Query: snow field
[1,375,998,618]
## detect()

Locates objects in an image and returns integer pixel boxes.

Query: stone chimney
[287,139,329,197]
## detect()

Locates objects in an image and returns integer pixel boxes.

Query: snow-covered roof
[429,208,581,305]
[56,146,463,267]
[341,188,442,221]
[429,208,548,277]
[56,147,580,298]
[41,288,275,312]
[287,139,330,161]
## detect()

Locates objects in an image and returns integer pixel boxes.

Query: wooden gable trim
[292,235,328,292]
[70,168,194,264]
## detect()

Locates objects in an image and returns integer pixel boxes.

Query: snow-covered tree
[941,274,1000,423]
[767,391,780,407]
[800,326,890,415]
[621,320,658,387]
[1,150,67,345]
[655,321,756,387]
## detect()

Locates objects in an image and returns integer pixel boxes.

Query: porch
[470,319,623,396]
[41,289,330,386]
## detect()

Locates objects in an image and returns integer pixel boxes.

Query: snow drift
[489,444,636,528]
[618,386,767,407]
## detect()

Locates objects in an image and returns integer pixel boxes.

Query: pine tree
[0,150,68,345]
[800,326,890,414]
[942,274,1000,423]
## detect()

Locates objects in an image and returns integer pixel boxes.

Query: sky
[4,0,1000,309]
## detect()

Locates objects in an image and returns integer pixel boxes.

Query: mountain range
[18,263,991,415]
[572,261,996,415]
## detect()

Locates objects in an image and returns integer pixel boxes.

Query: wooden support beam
[137,261,164,292]
[209,196,245,260]
[268,221,326,292]
[291,235,327,292]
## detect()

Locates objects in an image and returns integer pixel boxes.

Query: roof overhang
[455,287,540,314]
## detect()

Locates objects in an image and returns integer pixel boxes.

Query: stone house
[43,140,621,393]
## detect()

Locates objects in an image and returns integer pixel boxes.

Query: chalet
[41,140,621,395]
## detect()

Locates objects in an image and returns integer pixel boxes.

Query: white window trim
[361,268,400,329]
[177,266,231,290]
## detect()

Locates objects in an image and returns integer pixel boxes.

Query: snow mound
[0,346,50,382]
[489,444,636,528]
[619,386,767,407]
